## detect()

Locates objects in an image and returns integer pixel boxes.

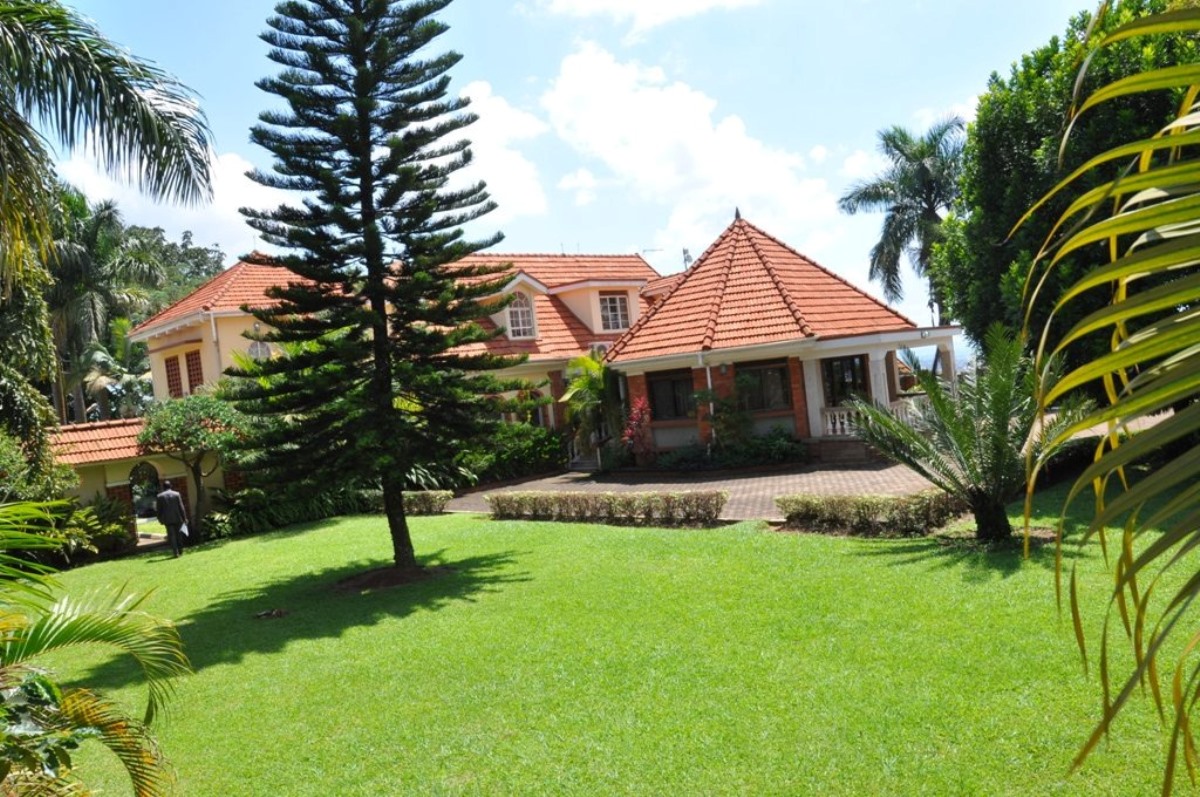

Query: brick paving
[447,463,933,522]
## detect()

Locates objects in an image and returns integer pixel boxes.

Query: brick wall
[223,469,245,493]
[787,357,810,438]
[625,373,653,454]
[105,483,136,534]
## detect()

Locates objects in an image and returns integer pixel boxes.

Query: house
[605,215,958,462]
[50,216,957,515]
[51,253,660,515]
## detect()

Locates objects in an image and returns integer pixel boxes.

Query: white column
[867,350,890,407]
[937,341,957,391]
[802,359,824,437]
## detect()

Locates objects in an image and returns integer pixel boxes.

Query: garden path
[447,463,934,522]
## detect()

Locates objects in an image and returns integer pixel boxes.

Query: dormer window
[600,292,630,331]
[508,292,535,338]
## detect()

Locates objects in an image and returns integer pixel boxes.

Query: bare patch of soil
[333,565,453,592]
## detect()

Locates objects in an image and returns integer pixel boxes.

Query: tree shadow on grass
[75,546,530,691]
[850,524,1092,583]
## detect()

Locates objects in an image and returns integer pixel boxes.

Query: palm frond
[0,591,191,724]
[1021,5,1200,790]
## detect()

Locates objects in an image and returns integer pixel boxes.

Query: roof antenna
[734,207,741,220]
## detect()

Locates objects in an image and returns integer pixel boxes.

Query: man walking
[155,480,189,557]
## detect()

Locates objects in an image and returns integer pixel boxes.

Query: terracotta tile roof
[642,273,684,298]
[453,253,659,288]
[51,419,146,466]
[457,293,632,363]
[608,218,916,363]
[130,259,306,340]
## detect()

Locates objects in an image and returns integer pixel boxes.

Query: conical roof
[608,217,916,362]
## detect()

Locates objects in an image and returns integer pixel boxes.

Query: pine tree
[229,0,520,571]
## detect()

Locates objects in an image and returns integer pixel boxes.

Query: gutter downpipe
[209,312,221,374]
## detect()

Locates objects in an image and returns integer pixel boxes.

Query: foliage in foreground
[1020,4,1200,790]
[226,0,520,572]
[486,491,728,526]
[850,324,1086,542]
[776,490,964,537]
[0,502,188,796]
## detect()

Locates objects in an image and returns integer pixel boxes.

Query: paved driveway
[447,463,933,522]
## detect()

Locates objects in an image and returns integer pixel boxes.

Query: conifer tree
[229,0,519,571]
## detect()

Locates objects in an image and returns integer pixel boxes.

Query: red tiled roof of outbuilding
[607,217,916,363]
[51,419,145,466]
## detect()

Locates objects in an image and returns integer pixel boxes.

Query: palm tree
[848,324,1086,542]
[77,318,152,419]
[838,117,964,325]
[44,189,162,422]
[0,501,190,796]
[1017,5,1200,790]
[0,0,213,287]
[560,352,623,462]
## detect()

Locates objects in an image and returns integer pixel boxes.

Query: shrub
[775,490,964,537]
[206,487,452,540]
[486,491,728,527]
[78,492,138,556]
[456,423,567,483]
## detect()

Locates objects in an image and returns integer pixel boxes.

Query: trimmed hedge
[206,488,453,540]
[486,490,728,526]
[775,490,964,537]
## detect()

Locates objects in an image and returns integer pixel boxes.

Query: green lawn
[54,494,1178,795]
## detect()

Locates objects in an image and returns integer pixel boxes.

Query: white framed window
[508,292,535,338]
[600,292,630,331]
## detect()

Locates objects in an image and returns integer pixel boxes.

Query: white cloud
[558,167,598,205]
[542,42,837,273]
[56,150,291,262]
[808,145,829,165]
[539,0,764,37]
[458,81,549,226]
[840,149,889,180]
[912,95,978,129]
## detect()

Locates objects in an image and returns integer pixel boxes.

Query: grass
[52,491,1183,795]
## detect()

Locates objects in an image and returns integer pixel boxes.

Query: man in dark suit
[155,480,189,557]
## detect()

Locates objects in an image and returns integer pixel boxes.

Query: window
[508,292,534,338]
[737,361,791,412]
[185,350,204,393]
[648,370,696,421]
[165,356,183,399]
[822,355,869,407]
[599,292,630,330]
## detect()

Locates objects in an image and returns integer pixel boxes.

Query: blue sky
[61,0,1087,327]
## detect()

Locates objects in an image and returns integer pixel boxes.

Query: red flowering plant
[621,396,654,465]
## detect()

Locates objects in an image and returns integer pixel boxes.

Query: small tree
[561,351,623,457]
[138,394,246,538]
[849,325,1085,541]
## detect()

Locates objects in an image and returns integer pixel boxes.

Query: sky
[59,0,1089,329]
